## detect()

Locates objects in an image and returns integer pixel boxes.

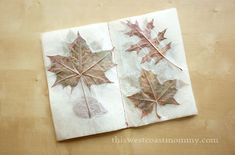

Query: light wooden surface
[0,0,235,155]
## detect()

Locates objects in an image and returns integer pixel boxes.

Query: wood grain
[0,0,235,154]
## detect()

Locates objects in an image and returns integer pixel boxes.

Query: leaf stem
[154,101,161,119]
[139,31,183,71]
[80,77,91,118]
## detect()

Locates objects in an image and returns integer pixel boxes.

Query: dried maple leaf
[48,32,115,88]
[128,69,184,118]
[48,32,115,118]
[125,19,182,70]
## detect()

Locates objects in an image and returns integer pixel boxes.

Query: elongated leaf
[125,19,182,70]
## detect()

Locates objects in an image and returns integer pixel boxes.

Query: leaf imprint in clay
[48,32,115,118]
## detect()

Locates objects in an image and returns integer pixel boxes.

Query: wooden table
[0,0,235,154]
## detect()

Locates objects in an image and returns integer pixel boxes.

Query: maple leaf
[125,19,182,70]
[127,69,184,118]
[48,32,115,89]
[48,32,115,118]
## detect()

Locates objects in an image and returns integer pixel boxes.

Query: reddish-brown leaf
[125,19,181,70]
[48,32,115,89]
[47,32,115,119]
[127,69,184,118]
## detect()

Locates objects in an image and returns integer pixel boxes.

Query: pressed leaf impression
[128,69,184,118]
[48,32,115,119]
[125,19,182,70]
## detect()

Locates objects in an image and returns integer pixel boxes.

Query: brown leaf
[48,32,114,119]
[128,69,184,118]
[48,32,115,88]
[125,19,182,70]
